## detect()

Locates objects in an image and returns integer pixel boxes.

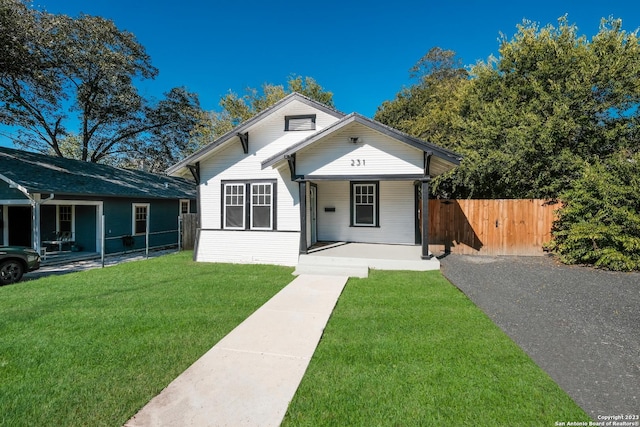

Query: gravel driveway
[440,255,639,420]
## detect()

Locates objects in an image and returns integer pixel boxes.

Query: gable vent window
[285,115,316,131]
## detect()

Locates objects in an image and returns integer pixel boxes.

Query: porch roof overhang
[261,113,463,173]
[0,172,32,200]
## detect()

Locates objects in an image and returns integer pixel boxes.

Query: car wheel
[0,260,24,285]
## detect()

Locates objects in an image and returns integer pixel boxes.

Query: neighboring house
[167,93,461,267]
[0,147,196,256]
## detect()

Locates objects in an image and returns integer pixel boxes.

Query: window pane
[251,183,272,229]
[225,206,244,228]
[355,205,374,225]
[353,183,376,226]
[252,206,271,228]
[134,205,148,234]
[135,219,146,234]
[59,205,72,232]
[224,184,245,229]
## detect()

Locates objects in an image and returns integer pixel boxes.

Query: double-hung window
[180,199,190,215]
[351,182,378,227]
[132,203,149,235]
[59,205,72,233]
[223,181,276,230]
[250,183,273,230]
[224,183,245,229]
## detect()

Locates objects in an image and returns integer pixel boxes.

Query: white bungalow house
[167,93,461,267]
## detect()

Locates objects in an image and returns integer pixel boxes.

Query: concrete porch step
[294,255,369,278]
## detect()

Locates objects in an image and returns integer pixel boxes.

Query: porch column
[32,201,41,253]
[421,179,431,259]
[299,181,307,254]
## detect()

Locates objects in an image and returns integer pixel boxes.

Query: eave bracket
[424,151,433,177]
[187,163,200,184]
[238,132,249,154]
[285,154,297,181]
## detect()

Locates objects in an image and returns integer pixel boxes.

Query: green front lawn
[283,270,589,426]
[1,254,588,426]
[0,252,293,427]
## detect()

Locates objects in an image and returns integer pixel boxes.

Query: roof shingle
[0,147,196,199]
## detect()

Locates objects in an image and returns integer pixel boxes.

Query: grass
[282,270,590,426]
[2,255,590,426]
[0,251,293,427]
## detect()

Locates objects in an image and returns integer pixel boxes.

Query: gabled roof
[261,113,463,169]
[0,146,196,199]
[166,92,345,176]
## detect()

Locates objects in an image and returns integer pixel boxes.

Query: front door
[310,184,317,245]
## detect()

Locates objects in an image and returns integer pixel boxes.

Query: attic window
[285,115,316,131]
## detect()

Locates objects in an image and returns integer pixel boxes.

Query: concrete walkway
[125,274,348,427]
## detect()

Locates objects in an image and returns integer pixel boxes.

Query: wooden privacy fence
[180,213,199,250]
[428,199,559,256]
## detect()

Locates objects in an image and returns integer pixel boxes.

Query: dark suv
[0,246,41,285]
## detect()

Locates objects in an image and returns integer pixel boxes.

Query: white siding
[195,100,337,264]
[198,100,339,231]
[196,230,300,266]
[296,124,424,176]
[315,180,416,245]
[199,158,299,231]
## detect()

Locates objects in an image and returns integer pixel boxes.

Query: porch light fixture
[349,137,360,143]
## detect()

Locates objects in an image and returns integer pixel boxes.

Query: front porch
[294,242,440,278]
[40,250,100,266]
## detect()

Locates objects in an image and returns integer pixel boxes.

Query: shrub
[548,152,640,271]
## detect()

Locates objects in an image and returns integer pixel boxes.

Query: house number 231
[351,159,366,166]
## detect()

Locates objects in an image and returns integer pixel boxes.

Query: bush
[548,152,640,271]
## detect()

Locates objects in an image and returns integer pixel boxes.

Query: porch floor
[295,242,440,278]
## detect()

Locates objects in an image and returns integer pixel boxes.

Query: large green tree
[452,16,640,198]
[0,0,203,171]
[375,47,468,147]
[378,18,640,199]
[375,47,470,198]
[0,0,40,80]
[199,76,334,143]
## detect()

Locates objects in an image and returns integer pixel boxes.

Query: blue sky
[2,0,639,147]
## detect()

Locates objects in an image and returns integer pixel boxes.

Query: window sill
[222,228,276,231]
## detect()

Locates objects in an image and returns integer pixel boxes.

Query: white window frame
[180,199,190,215]
[250,182,273,230]
[132,203,150,236]
[58,205,74,234]
[223,183,246,230]
[352,183,377,227]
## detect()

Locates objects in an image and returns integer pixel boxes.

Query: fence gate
[181,213,199,250]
